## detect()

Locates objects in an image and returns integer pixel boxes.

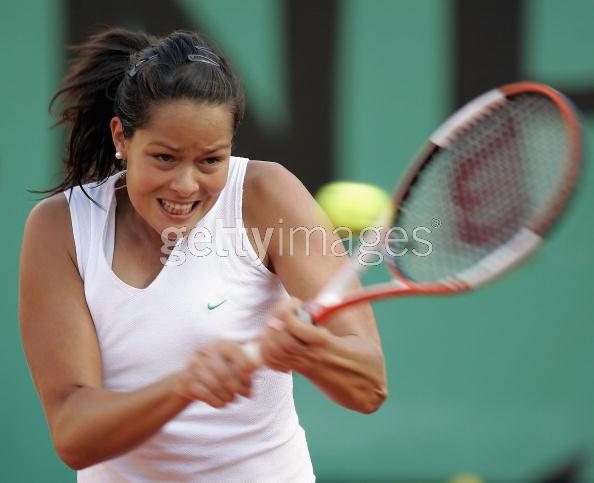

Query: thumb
[280,308,329,346]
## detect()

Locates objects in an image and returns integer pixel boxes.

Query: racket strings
[387,93,567,284]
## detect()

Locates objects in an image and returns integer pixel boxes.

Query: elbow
[356,349,388,414]
[356,384,388,414]
[60,455,89,471]
[55,436,90,470]
[344,376,388,414]
[56,446,85,470]
[53,425,95,470]
[51,389,99,470]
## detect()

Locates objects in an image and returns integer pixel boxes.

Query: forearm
[53,372,190,469]
[299,334,388,413]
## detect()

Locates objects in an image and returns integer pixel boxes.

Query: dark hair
[45,27,245,196]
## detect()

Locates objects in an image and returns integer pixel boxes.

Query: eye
[203,158,220,165]
[154,153,175,163]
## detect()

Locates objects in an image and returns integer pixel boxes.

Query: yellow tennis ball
[448,474,485,483]
[315,181,392,235]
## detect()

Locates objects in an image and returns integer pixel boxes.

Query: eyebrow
[148,142,183,152]
[148,142,230,154]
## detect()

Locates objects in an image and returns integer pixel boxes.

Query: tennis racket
[243,81,581,365]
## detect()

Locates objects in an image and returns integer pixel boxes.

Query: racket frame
[307,81,582,323]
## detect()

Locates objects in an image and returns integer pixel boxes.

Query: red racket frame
[308,81,581,324]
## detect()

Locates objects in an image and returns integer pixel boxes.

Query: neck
[115,184,163,251]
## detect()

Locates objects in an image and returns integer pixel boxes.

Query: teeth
[159,199,195,215]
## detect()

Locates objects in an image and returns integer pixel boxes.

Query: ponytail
[45,28,155,196]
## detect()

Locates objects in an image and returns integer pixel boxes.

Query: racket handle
[241,307,315,367]
[294,306,314,325]
[241,340,263,367]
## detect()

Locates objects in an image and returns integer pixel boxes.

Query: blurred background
[2,0,593,481]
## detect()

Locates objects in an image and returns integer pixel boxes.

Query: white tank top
[65,156,314,482]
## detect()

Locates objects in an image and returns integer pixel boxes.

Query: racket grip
[295,306,314,324]
[241,340,263,367]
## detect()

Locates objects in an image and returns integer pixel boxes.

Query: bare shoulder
[24,192,76,265]
[243,160,316,225]
[243,160,302,196]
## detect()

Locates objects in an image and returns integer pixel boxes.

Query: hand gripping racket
[243,81,582,365]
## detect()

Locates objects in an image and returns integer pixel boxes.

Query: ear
[110,117,128,158]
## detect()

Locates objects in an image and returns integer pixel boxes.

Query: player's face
[115,100,234,239]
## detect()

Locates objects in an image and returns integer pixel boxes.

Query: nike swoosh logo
[207,300,227,310]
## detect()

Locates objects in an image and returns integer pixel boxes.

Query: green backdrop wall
[1,1,593,481]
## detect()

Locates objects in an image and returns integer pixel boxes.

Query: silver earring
[115,151,123,160]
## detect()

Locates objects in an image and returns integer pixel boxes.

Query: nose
[170,167,200,198]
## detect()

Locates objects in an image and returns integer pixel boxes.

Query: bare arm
[243,162,388,413]
[19,195,253,469]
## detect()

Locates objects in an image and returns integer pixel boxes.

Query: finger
[270,334,317,373]
[207,344,256,398]
[261,355,291,373]
[258,331,293,372]
[186,380,227,408]
[222,342,259,377]
[265,315,329,373]
[217,350,253,397]
[267,321,309,351]
[277,308,329,346]
[260,326,305,367]
[263,336,312,373]
[192,357,236,403]
[212,341,254,375]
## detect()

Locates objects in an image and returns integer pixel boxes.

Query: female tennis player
[18,28,387,481]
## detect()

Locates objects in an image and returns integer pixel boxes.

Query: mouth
[158,198,201,219]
